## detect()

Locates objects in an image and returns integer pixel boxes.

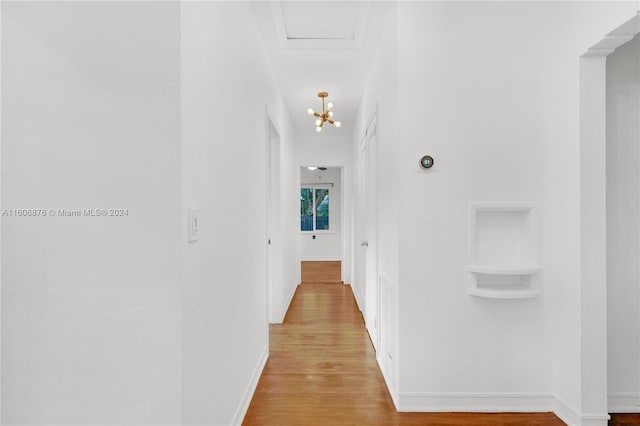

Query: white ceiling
[281,2,360,40]
[250,1,391,137]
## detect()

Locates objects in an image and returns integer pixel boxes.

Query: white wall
[1,2,300,425]
[392,1,638,421]
[352,1,399,400]
[2,2,182,424]
[181,2,298,424]
[300,167,342,261]
[606,33,640,412]
[296,133,352,282]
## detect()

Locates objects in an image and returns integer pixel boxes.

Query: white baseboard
[609,392,640,413]
[376,353,398,409]
[397,392,554,412]
[230,345,269,426]
[277,281,298,323]
[553,395,610,426]
[351,284,363,313]
[397,391,613,425]
[553,395,582,426]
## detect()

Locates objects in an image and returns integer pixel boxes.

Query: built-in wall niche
[468,204,540,299]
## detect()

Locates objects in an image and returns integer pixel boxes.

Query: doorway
[354,115,379,350]
[580,12,640,417]
[266,111,281,324]
[605,33,640,414]
[299,166,343,283]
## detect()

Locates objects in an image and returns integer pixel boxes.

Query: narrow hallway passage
[242,265,566,425]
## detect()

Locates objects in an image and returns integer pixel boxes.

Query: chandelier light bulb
[307,166,318,171]
[308,92,341,131]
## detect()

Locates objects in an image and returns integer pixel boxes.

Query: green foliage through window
[300,186,330,231]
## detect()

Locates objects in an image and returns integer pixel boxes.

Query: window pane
[315,188,329,230]
[300,188,313,231]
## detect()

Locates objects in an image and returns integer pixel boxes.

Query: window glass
[300,188,313,231]
[315,188,329,230]
[300,186,331,232]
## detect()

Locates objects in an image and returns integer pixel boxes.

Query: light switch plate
[188,208,199,243]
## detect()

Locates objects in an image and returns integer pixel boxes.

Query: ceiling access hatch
[271,1,370,49]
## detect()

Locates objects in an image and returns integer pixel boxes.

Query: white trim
[351,282,364,313]
[553,395,583,426]
[580,52,610,426]
[396,392,615,425]
[300,231,336,235]
[397,392,554,412]
[230,345,269,426]
[300,256,342,262]
[608,392,640,413]
[553,395,610,426]
[269,1,371,50]
[376,353,398,409]
[265,106,282,325]
[273,282,298,324]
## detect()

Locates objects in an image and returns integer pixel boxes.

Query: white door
[356,118,379,350]
[266,114,281,324]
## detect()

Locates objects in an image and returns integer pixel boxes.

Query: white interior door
[355,118,378,350]
[355,136,368,316]
[365,121,378,350]
[266,114,281,324]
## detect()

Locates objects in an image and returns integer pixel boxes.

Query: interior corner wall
[181,1,296,423]
[394,1,639,417]
[1,2,182,424]
[606,33,640,412]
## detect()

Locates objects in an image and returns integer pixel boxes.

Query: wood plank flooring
[611,414,640,426]
[243,263,640,425]
[301,260,341,283]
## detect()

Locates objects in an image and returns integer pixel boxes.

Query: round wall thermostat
[419,155,434,169]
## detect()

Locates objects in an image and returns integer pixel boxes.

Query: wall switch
[188,208,199,243]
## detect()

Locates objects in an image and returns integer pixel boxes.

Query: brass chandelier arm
[309,91,340,131]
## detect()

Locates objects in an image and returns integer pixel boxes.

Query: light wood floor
[301,260,341,283]
[243,265,639,425]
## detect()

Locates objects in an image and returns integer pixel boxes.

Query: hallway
[242,266,566,425]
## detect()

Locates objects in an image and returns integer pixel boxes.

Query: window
[300,186,330,231]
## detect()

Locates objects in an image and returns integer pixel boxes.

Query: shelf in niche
[468,287,541,299]
[468,203,540,299]
[468,265,540,275]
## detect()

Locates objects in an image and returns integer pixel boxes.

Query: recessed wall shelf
[467,265,540,275]
[468,203,540,299]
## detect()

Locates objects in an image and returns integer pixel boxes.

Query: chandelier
[307,92,341,132]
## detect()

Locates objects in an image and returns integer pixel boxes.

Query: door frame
[356,109,379,349]
[579,11,640,421]
[298,165,348,281]
[265,107,282,325]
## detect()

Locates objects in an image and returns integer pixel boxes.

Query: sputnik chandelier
[307,92,341,132]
